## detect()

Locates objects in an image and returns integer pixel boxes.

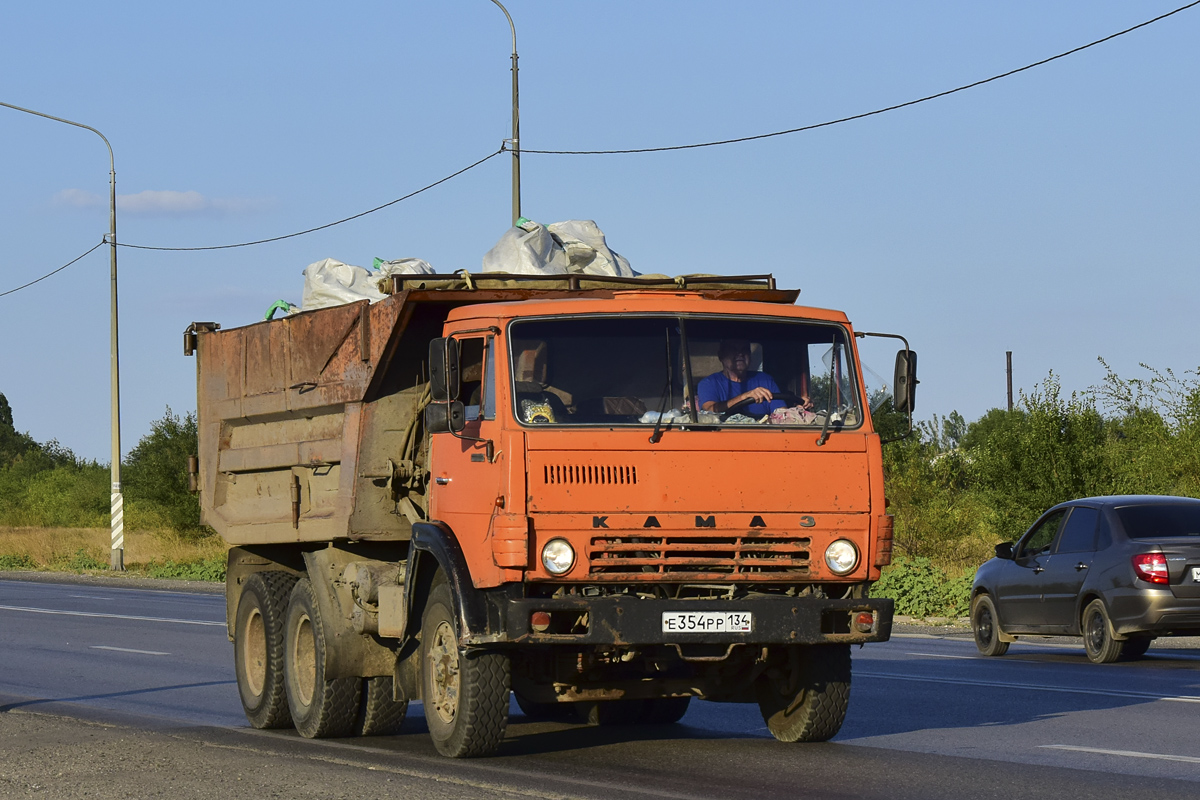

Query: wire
[119,148,505,252]
[524,1,1200,155]
[0,241,105,299]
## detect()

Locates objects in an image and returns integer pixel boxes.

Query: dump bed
[190,273,797,546]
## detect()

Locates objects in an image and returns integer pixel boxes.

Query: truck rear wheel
[233,571,297,729]
[284,578,362,738]
[355,676,409,736]
[421,580,510,757]
[755,644,851,743]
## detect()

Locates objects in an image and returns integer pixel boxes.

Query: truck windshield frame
[506,313,864,431]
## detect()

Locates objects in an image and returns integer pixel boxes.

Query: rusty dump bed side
[193,273,797,547]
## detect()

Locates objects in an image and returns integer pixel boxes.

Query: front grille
[543,464,637,485]
[587,531,811,580]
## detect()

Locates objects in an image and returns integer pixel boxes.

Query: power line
[0,241,104,299]
[524,0,1200,155]
[118,148,504,252]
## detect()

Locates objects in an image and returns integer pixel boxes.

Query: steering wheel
[720,392,805,421]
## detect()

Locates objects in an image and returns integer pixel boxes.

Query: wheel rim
[426,620,460,725]
[1085,609,1105,654]
[976,605,994,647]
[242,607,267,696]
[292,614,316,707]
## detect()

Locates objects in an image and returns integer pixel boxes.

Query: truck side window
[482,339,496,420]
[460,338,486,421]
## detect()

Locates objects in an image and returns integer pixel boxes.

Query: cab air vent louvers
[543,464,638,485]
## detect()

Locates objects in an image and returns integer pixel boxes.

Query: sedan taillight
[1131,553,1169,585]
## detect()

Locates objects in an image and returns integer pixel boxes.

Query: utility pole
[1,100,124,570]
[1006,351,1013,412]
[489,0,521,226]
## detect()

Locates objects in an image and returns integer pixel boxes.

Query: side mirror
[994,541,1014,560]
[893,349,918,413]
[425,401,465,434]
[429,338,460,403]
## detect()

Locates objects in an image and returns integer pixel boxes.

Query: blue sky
[2,1,1198,461]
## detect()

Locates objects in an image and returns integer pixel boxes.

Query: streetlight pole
[1,100,124,571]
[489,0,521,226]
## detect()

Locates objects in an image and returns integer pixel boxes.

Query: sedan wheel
[970,594,1009,657]
[1082,599,1123,664]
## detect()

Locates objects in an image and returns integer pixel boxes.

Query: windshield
[508,315,862,429]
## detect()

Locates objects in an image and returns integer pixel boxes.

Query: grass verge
[0,526,226,582]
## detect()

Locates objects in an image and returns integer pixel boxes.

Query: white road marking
[70,595,114,600]
[89,646,171,656]
[0,604,224,627]
[905,652,976,659]
[903,651,1044,664]
[1040,745,1200,764]
[857,670,1200,704]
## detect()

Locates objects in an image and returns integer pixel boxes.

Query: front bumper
[475,595,893,646]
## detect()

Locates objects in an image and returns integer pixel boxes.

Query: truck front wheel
[283,578,362,738]
[421,579,510,757]
[233,571,297,729]
[755,644,851,743]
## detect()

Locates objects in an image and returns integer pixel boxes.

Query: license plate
[1192,567,1200,582]
[662,611,752,634]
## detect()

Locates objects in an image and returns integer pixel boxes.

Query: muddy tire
[755,644,851,743]
[971,594,1010,657]
[1082,599,1123,664]
[233,571,297,729]
[355,676,409,736]
[421,580,510,757]
[283,578,362,738]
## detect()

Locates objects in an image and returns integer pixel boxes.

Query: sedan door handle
[1075,562,1089,571]
[1032,566,1044,574]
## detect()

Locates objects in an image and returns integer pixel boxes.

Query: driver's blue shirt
[697,371,785,417]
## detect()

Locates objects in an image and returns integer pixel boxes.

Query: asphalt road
[2,575,1200,799]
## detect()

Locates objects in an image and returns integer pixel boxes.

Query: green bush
[52,548,106,571]
[0,553,36,570]
[141,556,225,582]
[871,556,974,618]
[123,408,203,535]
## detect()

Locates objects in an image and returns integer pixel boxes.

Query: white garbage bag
[481,219,635,276]
[375,257,435,277]
[301,258,386,309]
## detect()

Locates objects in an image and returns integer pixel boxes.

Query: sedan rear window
[1116,504,1200,538]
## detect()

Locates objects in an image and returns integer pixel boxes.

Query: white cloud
[53,188,274,216]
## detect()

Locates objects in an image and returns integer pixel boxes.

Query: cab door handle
[1032,566,1044,574]
[1075,562,1089,571]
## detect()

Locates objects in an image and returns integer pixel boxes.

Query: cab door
[995,509,1067,631]
[1040,506,1099,633]
[429,335,503,550]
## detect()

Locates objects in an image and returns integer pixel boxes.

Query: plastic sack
[482,219,635,277]
[301,257,438,310]
[374,257,435,277]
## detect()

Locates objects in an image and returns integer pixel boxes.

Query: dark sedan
[970,495,1200,663]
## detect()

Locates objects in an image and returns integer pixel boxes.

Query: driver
[698,339,789,417]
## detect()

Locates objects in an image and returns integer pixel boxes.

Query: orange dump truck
[185,272,916,757]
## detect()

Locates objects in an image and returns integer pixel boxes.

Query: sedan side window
[1017,510,1067,559]
[1056,507,1100,554]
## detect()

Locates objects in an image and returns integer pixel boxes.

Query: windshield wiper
[649,329,674,444]
[816,339,840,447]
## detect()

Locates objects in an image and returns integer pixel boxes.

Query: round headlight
[824,539,859,575]
[541,538,576,575]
